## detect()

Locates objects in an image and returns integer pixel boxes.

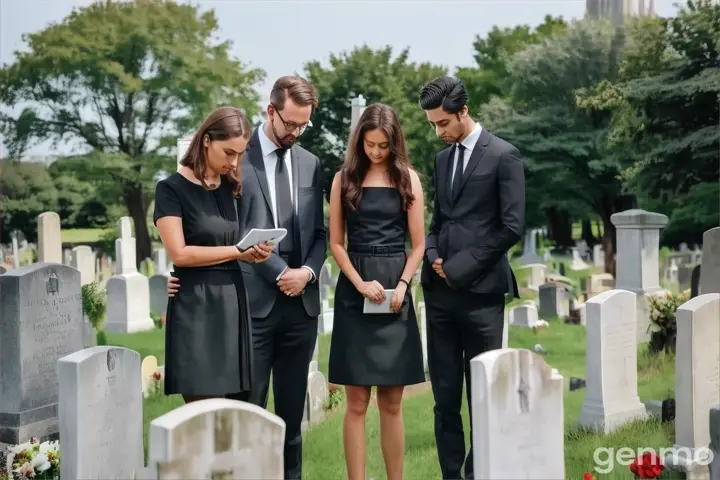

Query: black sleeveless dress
[328,187,425,386]
[153,173,253,397]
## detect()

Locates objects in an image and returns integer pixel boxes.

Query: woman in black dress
[154,107,273,404]
[328,103,426,480]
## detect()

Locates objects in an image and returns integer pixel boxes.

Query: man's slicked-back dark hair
[418,76,468,114]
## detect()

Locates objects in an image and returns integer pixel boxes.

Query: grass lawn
[61,228,105,243]
[110,314,676,478]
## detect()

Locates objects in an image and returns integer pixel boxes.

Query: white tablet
[236,228,287,251]
[363,289,395,314]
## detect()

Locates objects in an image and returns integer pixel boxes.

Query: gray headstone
[710,405,720,480]
[59,346,144,479]
[0,263,85,444]
[700,227,720,294]
[149,273,170,316]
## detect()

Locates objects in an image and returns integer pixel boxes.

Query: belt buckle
[372,245,389,255]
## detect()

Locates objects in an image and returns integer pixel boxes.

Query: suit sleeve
[302,155,328,282]
[443,148,525,288]
[425,154,441,264]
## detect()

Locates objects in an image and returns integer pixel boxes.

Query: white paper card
[236,228,287,251]
[363,289,395,314]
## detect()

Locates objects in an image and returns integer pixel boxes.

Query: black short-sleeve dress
[153,172,253,397]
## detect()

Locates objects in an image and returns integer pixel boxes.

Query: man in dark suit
[167,75,327,480]
[418,76,525,480]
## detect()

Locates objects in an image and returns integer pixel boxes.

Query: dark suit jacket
[237,128,327,319]
[420,127,524,297]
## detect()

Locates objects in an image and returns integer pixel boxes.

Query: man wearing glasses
[167,75,327,480]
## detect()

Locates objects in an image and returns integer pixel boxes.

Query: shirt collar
[258,122,281,158]
[459,122,482,150]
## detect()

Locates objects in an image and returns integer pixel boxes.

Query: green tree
[300,46,446,199]
[0,161,58,243]
[0,0,264,264]
[483,19,630,273]
[579,2,719,245]
[456,15,568,113]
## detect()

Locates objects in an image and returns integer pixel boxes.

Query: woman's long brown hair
[179,106,252,198]
[340,103,415,211]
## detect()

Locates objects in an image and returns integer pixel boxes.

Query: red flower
[583,472,594,480]
[152,371,162,381]
[629,452,664,478]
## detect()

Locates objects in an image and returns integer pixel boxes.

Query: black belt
[347,244,405,255]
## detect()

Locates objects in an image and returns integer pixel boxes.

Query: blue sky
[0,0,679,157]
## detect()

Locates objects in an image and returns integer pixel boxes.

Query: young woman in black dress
[154,107,273,404]
[328,103,426,480]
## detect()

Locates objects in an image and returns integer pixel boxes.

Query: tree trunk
[601,216,616,276]
[581,219,596,247]
[546,207,573,250]
[123,184,152,268]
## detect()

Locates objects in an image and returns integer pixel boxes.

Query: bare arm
[399,170,426,283]
[156,216,244,267]
[328,172,364,289]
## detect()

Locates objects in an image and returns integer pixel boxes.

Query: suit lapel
[247,128,273,216]
[436,147,454,211]
[453,128,490,204]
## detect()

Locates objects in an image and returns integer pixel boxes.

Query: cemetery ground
[108,264,680,480]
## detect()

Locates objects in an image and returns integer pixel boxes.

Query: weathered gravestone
[37,211,62,264]
[0,263,84,445]
[70,245,95,286]
[306,370,328,427]
[509,304,539,328]
[665,293,720,478]
[470,348,564,479]
[700,227,720,294]
[579,289,648,433]
[148,398,286,479]
[59,346,144,479]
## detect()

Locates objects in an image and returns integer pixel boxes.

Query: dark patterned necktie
[452,144,466,202]
[274,148,294,255]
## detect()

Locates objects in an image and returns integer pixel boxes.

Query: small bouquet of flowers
[5,438,60,479]
[629,452,664,478]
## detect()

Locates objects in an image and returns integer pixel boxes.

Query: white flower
[31,453,51,472]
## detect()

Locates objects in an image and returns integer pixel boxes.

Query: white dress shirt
[258,124,294,227]
[257,123,315,282]
[450,122,483,187]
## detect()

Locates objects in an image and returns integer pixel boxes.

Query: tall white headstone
[470,348,565,479]
[37,211,62,264]
[611,209,668,342]
[351,95,366,130]
[105,217,154,333]
[71,245,95,285]
[665,293,720,477]
[579,289,648,433]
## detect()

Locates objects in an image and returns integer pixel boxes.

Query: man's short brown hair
[270,75,318,111]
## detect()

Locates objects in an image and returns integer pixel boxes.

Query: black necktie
[451,144,466,202]
[274,148,295,256]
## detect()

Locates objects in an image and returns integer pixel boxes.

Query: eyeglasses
[272,105,312,135]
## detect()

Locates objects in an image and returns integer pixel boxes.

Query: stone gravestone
[709,405,720,480]
[578,289,648,433]
[70,245,95,286]
[148,398,286,479]
[37,211,62,264]
[700,227,720,294]
[58,346,144,479]
[306,370,328,427]
[538,283,568,318]
[691,264,702,298]
[149,274,170,317]
[611,209,668,343]
[418,301,428,371]
[470,348,564,479]
[105,217,154,333]
[0,263,85,445]
[509,304,539,328]
[665,293,720,477]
